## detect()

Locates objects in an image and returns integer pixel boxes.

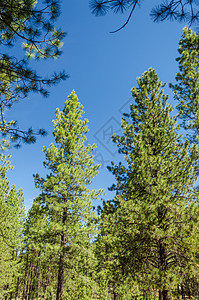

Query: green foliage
[0,154,25,298]
[2,25,199,299]
[97,68,199,299]
[171,27,199,143]
[22,91,104,299]
[0,0,67,147]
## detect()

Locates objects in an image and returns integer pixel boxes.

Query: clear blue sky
[6,0,186,209]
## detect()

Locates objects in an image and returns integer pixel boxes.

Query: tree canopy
[0,0,67,148]
[1,5,199,298]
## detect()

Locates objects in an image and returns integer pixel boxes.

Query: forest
[1,1,199,300]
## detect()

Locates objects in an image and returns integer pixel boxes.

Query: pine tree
[0,154,25,299]
[33,91,103,300]
[170,27,199,144]
[0,0,67,147]
[97,68,199,299]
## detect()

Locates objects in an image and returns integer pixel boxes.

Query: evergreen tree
[32,91,103,300]
[97,68,199,299]
[0,0,67,147]
[171,27,199,144]
[0,154,25,299]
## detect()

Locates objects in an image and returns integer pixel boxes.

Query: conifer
[98,68,199,299]
[33,91,103,300]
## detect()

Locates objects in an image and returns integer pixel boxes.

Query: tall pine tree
[33,91,103,300]
[97,68,199,299]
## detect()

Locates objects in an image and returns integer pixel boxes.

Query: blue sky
[6,0,186,209]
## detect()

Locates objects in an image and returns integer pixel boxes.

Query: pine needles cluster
[90,0,199,32]
[0,0,67,148]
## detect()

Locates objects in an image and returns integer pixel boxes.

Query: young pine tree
[98,68,199,299]
[33,91,103,300]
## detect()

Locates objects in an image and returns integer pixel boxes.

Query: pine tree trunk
[159,290,169,300]
[56,207,67,300]
[181,284,185,299]
[30,251,41,298]
[56,248,65,300]
[15,277,20,299]
[162,290,169,300]
[158,239,170,300]
[27,262,34,300]
[22,254,29,299]
[36,260,41,299]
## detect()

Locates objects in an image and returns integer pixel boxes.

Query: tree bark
[158,239,170,300]
[56,207,67,300]
[30,251,41,298]
[15,277,20,299]
[159,289,169,300]
[22,254,29,300]
[56,247,66,300]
